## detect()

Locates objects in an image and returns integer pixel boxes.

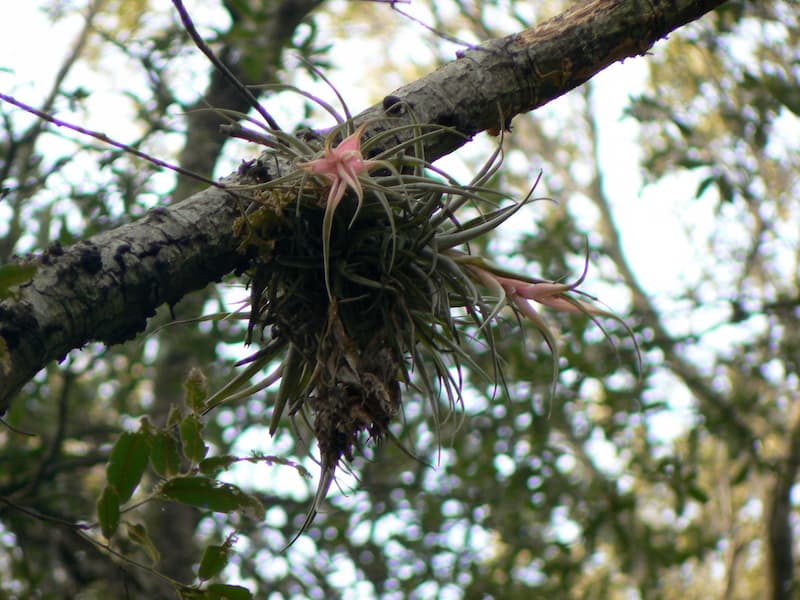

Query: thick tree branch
[0,183,251,411]
[355,0,728,158]
[0,0,727,411]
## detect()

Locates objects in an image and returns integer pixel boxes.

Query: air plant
[124,0,637,548]
[192,75,640,546]
[295,122,390,298]
[3,65,637,546]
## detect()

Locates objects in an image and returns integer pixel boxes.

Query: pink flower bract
[468,261,617,398]
[492,274,600,317]
[298,123,384,298]
[298,122,379,213]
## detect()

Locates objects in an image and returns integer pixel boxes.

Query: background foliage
[1,1,798,598]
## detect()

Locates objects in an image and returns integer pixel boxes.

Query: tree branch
[0,0,727,411]
[0,183,251,412]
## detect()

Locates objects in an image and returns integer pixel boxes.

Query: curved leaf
[159,476,264,519]
[180,415,208,464]
[149,430,181,478]
[96,485,120,539]
[199,455,239,477]
[126,522,160,565]
[106,430,150,503]
[198,543,230,581]
[205,584,253,600]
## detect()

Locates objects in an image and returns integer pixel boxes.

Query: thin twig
[0,92,226,189]
[171,0,282,131]
[0,495,91,529]
[0,0,103,188]
[0,0,106,261]
[0,417,36,437]
[389,4,473,48]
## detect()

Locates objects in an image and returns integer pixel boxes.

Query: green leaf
[159,476,264,519]
[695,175,715,199]
[676,156,709,170]
[149,430,182,478]
[106,430,151,503]
[205,584,253,600]
[198,544,230,581]
[0,263,37,300]
[167,404,183,429]
[199,455,239,477]
[716,175,735,204]
[731,461,750,486]
[96,485,120,538]
[126,522,161,565]
[764,74,800,117]
[184,367,209,414]
[180,415,208,464]
[180,584,252,600]
[271,343,302,435]
[687,484,710,504]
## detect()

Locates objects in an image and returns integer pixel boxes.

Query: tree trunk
[144,0,325,587]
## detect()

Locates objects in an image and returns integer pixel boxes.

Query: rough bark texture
[768,414,800,600]
[357,0,728,159]
[0,0,727,412]
[766,314,800,600]
[0,183,250,410]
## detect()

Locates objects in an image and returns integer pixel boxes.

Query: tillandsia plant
[196,79,640,545]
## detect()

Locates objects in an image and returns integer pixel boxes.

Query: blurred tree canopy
[1,1,798,599]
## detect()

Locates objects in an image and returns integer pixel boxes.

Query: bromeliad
[298,123,386,297]
[298,123,380,213]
